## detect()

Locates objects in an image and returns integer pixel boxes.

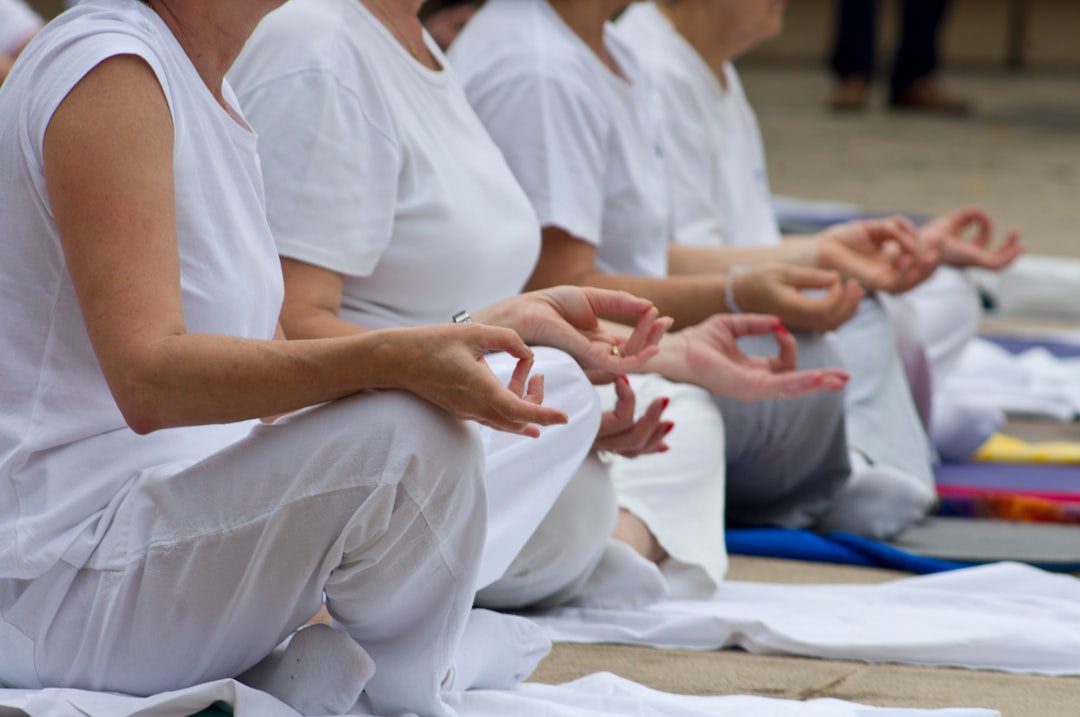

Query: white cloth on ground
[0,0,280,582]
[530,562,1080,676]
[0,673,999,717]
[941,337,1080,421]
[0,0,41,55]
[232,0,605,599]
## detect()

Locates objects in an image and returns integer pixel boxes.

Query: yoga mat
[726,528,971,575]
[983,334,1080,359]
[935,461,1080,493]
[893,517,1080,570]
[728,518,1080,573]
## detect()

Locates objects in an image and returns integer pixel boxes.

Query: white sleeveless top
[618,3,782,249]
[0,0,283,579]
[451,0,671,279]
[231,0,541,329]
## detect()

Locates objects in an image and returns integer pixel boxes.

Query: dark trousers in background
[831,0,952,99]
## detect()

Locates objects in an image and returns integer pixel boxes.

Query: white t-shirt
[0,0,281,580]
[618,3,782,249]
[451,0,671,279]
[231,0,541,329]
[0,0,42,55]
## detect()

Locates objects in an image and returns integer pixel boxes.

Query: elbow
[111,371,175,435]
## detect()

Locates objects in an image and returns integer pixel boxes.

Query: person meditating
[618,0,1024,460]
[229,0,847,605]
[0,0,664,715]
[451,0,949,561]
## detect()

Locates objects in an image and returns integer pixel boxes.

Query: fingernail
[618,374,630,385]
[663,422,675,436]
[772,325,790,336]
[659,445,670,453]
[661,397,670,410]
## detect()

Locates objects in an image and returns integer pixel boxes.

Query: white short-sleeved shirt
[0,0,281,579]
[618,3,781,249]
[0,0,43,55]
[450,0,671,279]
[230,0,541,329]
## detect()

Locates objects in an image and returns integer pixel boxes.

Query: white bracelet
[724,265,748,314]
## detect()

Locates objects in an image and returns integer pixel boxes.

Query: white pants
[477,455,616,610]
[884,267,982,415]
[606,375,729,595]
[477,348,606,608]
[0,392,487,717]
[833,296,935,486]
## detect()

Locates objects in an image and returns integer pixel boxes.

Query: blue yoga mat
[725,528,971,575]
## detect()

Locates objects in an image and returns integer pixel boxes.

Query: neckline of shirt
[534,0,634,94]
[136,0,259,141]
[636,3,733,102]
[349,0,451,86]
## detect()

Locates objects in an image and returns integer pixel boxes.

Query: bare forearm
[279,307,369,340]
[667,240,817,276]
[528,269,725,330]
[115,330,411,433]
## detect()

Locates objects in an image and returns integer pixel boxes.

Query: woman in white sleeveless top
[0,1,659,714]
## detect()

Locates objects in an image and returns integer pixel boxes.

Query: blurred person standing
[830,0,970,113]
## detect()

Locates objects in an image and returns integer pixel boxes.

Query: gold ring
[610,344,622,357]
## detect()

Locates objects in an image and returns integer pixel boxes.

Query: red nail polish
[618,374,630,385]
[661,398,670,410]
[663,422,675,436]
[659,445,670,453]
[772,325,790,336]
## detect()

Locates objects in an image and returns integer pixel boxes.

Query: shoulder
[231,0,395,135]
[453,4,607,132]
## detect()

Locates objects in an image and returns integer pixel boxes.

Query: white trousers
[477,455,616,610]
[833,296,935,486]
[0,392,487,717]
[476,349,602,595]
[884,268,982,415]
[605,375,729,595]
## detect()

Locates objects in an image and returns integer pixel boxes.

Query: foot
[817,451,936,540]
[931,395,1004,462]
[829,76,870,112]
[890,80,972,116]
[568,538,670,609]
[446,609,551,692]
[238,624,375,715]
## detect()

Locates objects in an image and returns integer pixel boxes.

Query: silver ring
[452,310,474,325]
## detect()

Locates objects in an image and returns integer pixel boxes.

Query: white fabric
[231,0,604,596]
[601,375,729,596]
[618,3,781,248]
[0,673,998,717]
[231,0,540,330]
[451,0,670,278]
[0,0,280,581]
[531,562,1080,676]
[474,351,602,590]
[0,0,41,55]
[942,338,1080,421]
[0,392,488,717]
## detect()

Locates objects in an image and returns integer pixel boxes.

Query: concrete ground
[531,66,1080,716]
